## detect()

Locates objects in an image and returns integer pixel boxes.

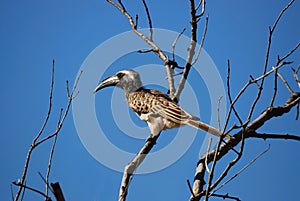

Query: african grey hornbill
[94,70,229,138]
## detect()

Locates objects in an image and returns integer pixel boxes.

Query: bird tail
[186,119,230,139]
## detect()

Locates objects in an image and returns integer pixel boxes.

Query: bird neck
[123,80,142,100]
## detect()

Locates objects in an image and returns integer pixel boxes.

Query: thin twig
[45,108,63,197]
[14,60,55,201]
[253,62,291,81]
[204,138,213,174]
[137,49,154,53]
[117,0,126,11]
[247,0,295,121]
[270,66,279,107]
[208,129,246,197]
[276,70,294,94]
[226,60,243,126]
[211,144,270,195]
[106,0,166,61]
[292,65,300,88]
[217,96,223,131]
[135,14,138,29]
[296,103,299,120]
[271,0,295,34]
[20,182,25,201]
[187,180,196,198]
[13,181,52,201]
[192,15,208,65]
[38,172,47,185]
[141,0,153,41]
[10,184,14,201]
[174,0,201,101]
[195,0,203,11]
[172,28,186,61]
[196,0,206,18]
[38,171,54,195]
[107,0,178,99]
[210,193,241,201]
[278,41,300,63]
[13,64,82,201]
[204,134,226,201]
[248,132,300,141]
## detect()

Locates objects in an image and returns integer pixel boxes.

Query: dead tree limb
[174,0,206,101]
[13,61,82,201]
[190,92,300,200]
[118,134,160,201]
[51,182,66,201]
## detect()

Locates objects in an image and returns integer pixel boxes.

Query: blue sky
[1,1,299,201]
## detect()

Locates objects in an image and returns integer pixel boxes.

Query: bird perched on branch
[94,70,229,139]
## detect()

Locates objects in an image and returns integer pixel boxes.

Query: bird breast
[127,91,156,115]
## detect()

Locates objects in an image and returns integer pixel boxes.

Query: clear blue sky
[1,1,299,201]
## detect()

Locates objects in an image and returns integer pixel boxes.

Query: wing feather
[128,89,194,124]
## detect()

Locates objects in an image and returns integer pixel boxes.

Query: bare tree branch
[192,15,208,66]
[270,66,279,107]
[270,40,300,105]
[141,0,153,41]
[106,0,178,99]
[276,70,294,94]
[211,144,270,195]
[105,1,299,200]
[172,28,186,61]
[12,181,52,201]
[13,60,55,201]
[191,92,300,200]
[206,130,245,198]
[45,108,63,197]
[13,62,82,201]
[174,0,203,101]
[248,132,300,141]
[50,182,65,201]
[204,138,213,174]
[292,65,300,88]
[247,0,296,122]
[187,179,196,199]
[226,60,243,126]
[10,184,14,201]
[210,193,241,201]
[118,134,160,201]
[106,0,167,61]
[247,92,300,131]
[203,133,231,201]
[278,41,300,63]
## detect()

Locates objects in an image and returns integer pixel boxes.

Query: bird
[94,69,229,139]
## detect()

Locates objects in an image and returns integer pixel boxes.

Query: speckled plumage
[127,88,196,128]
[95,70,228,138]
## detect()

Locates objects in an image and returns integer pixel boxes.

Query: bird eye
[116,72,125,79]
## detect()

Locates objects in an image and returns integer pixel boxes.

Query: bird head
[94,70,142,95]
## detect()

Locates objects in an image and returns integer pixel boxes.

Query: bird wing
[149,91,194,124]
[128,89,196,124]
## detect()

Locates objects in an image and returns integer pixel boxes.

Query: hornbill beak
[93,75,120,93]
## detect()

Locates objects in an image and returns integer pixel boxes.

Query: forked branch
[13,61,82,201]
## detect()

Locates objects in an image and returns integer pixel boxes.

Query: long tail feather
[186,119,230,139]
